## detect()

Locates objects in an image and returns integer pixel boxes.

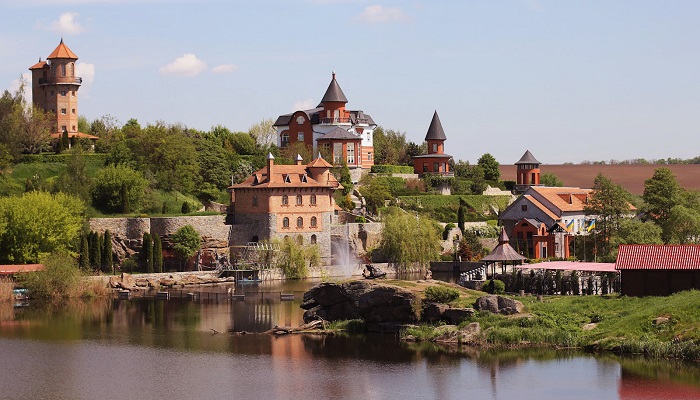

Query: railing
[38,77,82,85]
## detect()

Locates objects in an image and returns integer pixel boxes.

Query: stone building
[273,72,376,173]
[28,39,98,146]
[226,153,340,261]
[412,111,453,176]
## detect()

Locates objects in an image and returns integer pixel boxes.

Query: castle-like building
[227,153,340,261]
[412,111,453,176]
[273,72,376,171]
[28,40,95,144]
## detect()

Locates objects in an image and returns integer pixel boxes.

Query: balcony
[320,117,352,125]
[38,77,82,86]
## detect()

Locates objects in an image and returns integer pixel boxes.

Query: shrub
[443,223,456,240]
[370,165,413,174]
[20,252,81,300]
[424,285,460,304]
[483,279,505,294]
[181,201,191,214]
[354,216,367,223]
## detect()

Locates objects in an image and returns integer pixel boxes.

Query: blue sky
[2,0,699,164]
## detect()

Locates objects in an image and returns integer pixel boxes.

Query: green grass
[402,290,700,361]
[396,195,511,222]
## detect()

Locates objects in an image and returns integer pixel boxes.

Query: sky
[1,0,700,164]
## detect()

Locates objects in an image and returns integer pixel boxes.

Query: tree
[609,219,662,259]
[373,127,410,165]
[79,233,90,270]
[668,205,700,244]
[643,168,682,243]
[0,192,85,264]
[540,172,564,187]
[477,153,500,181]
[102,230,113,273]
[13,104,54,154]
[142,232,153,272]
[336,161,353,196]
[92,164,147,213]
[585,174,632,260]
[358,175,391,215]
[89,231,101,270]
[275,236,320,279]
[152,234,163,273]
[247,118,277,147]
[379,208,442,270]
[458,229,485,261]
[457,202,466,233]
[54,146,93,203]
[171,225,201,270]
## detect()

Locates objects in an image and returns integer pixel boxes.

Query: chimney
[266,152,274,177]
[295,154,304,165]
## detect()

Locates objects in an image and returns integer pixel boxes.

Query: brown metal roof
[29,59,48,70]
[481,229,527,262]
[320,72,348,103]
[515,150,540,165]
[316,127,361,140]
[424,111,446,141]
[615,244,700,270]
[47,39,78,59]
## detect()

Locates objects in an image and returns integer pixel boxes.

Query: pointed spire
[515,150,540,165]
[320,71,348,104]
[267,152,275,160]
[425,111,446,141]
[498,228,509,244]
[47,39,78,59]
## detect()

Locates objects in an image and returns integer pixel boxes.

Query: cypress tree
[153,234,163,273]
[102,230,113,273]
[555,270,563,294]
[142,232,153,273]
[95,233,102,270]
[89,232,100,268]
[571,271,581,295]
[457,202,466,233]
[80,233,90,270]
[120,183,130,214]
[61,130,70,151]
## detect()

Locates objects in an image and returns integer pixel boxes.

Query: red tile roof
[615,244,700,270]
[47,39,78,59]
[0,264,44,275]
[29,60,48,70]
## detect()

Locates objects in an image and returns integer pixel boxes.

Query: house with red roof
[226,153,340,260]
[29,40,98,148]
[616,244,700,296]
[273,72,376,173]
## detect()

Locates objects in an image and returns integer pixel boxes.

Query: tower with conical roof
[412,111,453,176]
[29,39,82,140]
[515,150,541,193]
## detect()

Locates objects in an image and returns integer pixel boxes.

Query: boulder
[443,308,475,324]
[422,303,449,323]
[301,281,419,325]
[475,295,524,315]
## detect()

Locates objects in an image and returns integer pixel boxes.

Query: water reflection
[1,284,700,399]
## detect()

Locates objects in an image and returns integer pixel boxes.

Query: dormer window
[300,174,308,183]
[283,174,291,183]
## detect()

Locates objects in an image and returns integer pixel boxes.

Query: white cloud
[44,12,85,35]
[212,64,238,74]
[76,62,95,85]
[293,99,315,111]
[356,5,410,24]
[159,53,207,77]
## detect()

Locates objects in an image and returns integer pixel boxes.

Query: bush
[20,252,81,299]
[354,216,367,223]
[423,285,460,303]
[483,279,505,294]
[181,201,191,214]
[443,223,456,240]
[370,165,414,174]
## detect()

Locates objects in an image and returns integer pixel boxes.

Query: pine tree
[142,232,153,272]
[102,230,113,273]
[153,234,163,273]
[89,232,100,268]
[80,233,90,270]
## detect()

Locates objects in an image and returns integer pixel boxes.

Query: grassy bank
[404,289,700,361]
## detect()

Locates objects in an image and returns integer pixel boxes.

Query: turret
[515,150,541,193]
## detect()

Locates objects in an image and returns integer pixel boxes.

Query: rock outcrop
[423,303,475,324]
[109,272,234,291]
[474,295,524,315]
[301,281,419,326]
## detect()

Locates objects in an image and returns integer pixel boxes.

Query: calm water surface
[1,279,700,400]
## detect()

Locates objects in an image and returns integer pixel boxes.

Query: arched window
[282,195,288,205]
[283,217,289,228]
[296,195,302,205]
[311,216,317,227]
[310,194,316,205]
[310,234,317,244]
[296,217,303,228]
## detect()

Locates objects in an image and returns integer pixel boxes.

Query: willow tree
[379,207,441,271]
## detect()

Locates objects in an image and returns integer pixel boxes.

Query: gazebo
[480,228,527,277]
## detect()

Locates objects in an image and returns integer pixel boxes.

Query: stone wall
[331,222,383,258]
[89,215,231,261]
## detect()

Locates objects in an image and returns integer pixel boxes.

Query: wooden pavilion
[480,228,527,277]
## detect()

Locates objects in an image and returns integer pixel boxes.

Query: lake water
[1,279,700,400]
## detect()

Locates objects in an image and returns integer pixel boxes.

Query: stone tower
[28,39,82,136]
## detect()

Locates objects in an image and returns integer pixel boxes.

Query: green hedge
[370,165,414,174]
[20,153,108,164]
